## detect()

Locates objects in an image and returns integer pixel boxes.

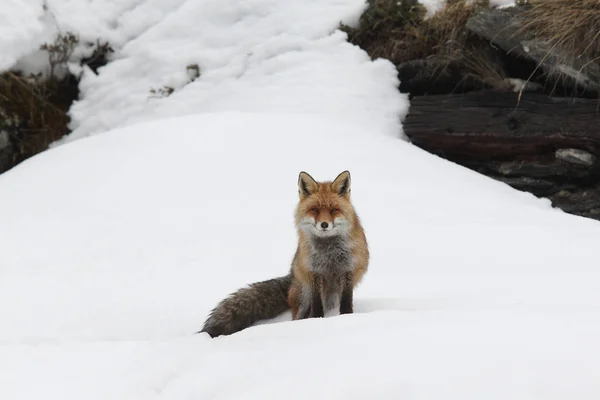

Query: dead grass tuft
[341,0,427,60]
[343,0,509,90]
[522,0,600,62]
[0,71,73,168]
[0,33,109,173]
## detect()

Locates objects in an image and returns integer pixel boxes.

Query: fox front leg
[310,276,324,318]
[339,272,354,315]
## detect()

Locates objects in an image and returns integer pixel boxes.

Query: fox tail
[200,274,292,337]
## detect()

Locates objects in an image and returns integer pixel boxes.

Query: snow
[71,0,403,141]
[493,0,517,9]
[1,0,518,142]
[419,0,446,15]
[2,0,600,398]
[420,0,516,16]
[0,0,45,72]
[2,112,600,398]
[490,0,516,7]
[505,77,543,92]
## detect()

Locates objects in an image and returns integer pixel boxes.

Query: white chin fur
[313,228,337,238]
[299,217,349,237]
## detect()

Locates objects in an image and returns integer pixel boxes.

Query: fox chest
[307,236,353,277]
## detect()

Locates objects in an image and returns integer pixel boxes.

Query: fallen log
[404,91,600,159]
[404,90,600,220]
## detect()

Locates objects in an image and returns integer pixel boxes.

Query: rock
[0,130,9,149]
[550,186,600,215]
[555,148,596,167]
[504,78,543,93]
[485,159,591,179]
[0,130,13,174]
[492,175,558,196]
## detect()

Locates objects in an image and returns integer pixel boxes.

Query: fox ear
[332,170,351,196]
[298,171,318,198]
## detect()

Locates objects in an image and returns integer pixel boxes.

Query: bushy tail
[200,274,292,338]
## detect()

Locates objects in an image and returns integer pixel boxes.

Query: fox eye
[310,207,319,214]
[330,208,338,214]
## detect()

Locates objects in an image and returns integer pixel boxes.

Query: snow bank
[3,0,406,141]
[7,0,142,78]
[1,112,600,398]
[420,0,516,16]
[59,0,405,141]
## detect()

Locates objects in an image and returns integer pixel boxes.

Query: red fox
[200,170,369,337]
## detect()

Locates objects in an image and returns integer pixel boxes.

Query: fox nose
[320,222,329,229]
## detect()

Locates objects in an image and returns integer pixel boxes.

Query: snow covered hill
[2,112,600,399]
[3,0,600,399]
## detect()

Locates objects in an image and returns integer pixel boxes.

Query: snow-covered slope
[1,112,600,399]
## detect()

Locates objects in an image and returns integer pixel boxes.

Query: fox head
[295,170,355,238]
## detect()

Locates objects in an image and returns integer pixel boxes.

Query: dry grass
[522,0,600,62]
[341,0,427,61]
[516,0,600,97]
[0,33,87,172]
[0,33,116,173]
[0,72,73,167]
[343,0,510,90]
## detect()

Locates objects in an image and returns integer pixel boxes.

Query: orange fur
[201,170,369,337]
[288,170,369,319]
